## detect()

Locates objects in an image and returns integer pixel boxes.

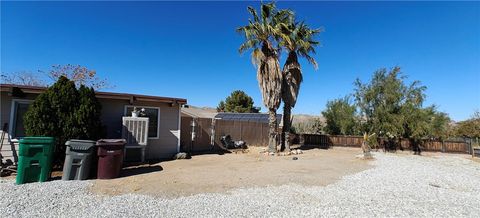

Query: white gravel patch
[1,153,479,217]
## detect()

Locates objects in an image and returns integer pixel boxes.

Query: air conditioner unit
[122,117,149,162]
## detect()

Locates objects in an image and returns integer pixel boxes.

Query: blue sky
[1,1,479,121]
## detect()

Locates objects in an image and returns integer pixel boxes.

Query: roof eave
[0,84,187,105]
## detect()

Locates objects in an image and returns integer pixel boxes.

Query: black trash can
[62,139,96,180]
[96,139,126,179]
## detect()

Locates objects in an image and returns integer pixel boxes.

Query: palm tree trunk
[281,51,301,152]
[258,41,282,153]
[283,103,292,152]
[268,108,278,153]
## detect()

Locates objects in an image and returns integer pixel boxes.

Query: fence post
[240,121,243,141]
[211,118,215,148]
[466,137,472,154]
[260,123,263,146]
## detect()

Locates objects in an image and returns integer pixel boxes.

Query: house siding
[0,91,181,162]
[101,99,181,159]
[0,92,38,162]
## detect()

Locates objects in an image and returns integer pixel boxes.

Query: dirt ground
[91,147,372,198]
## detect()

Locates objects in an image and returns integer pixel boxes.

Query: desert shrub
[291,118,323,134]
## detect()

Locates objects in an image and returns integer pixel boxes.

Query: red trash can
[96,139,126,179]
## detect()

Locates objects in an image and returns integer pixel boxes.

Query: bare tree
[1,71,46,86]
[2,64,111,90]
[41,64,111,90]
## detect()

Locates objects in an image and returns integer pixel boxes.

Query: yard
[1,147,479,217]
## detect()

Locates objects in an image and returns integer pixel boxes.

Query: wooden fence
[180,118,270,152]
[180,119,473,154]
[214,120,269,147]
[300,134,473,154]
[180,117,214,152]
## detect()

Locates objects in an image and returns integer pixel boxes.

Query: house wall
[0,92,38,162]
[0,91,181,162]
[100,99,181,159]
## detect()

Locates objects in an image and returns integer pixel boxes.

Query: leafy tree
[237,2,292,153]
[217,101,226,112]
[280,19,322,151]
[353,67,452,153]
[399,106,448,153]
[322,97,357,135]
[24,76,104,165]
[354,67,426,138]
[455,110,480,138]
[402,106,434,153]
[426,107,451,140]
[217,90,260,113]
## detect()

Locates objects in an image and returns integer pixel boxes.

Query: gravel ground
[1,152,479,217]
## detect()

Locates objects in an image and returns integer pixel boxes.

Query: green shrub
[24,76,104,166]
[75,85,104,140]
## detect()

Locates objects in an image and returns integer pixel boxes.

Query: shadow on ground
[120,165,163,178]
[190,149,232,156]
[298,145,330,151]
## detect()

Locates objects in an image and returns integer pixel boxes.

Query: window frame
[124,105,161,139]
[9,99,34,140]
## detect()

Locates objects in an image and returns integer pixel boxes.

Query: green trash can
[16,137,55,185]
[62,140,96,181]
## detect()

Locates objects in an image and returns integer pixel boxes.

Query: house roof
[181,107,218,119]
[215,112,282,124]
[0,84,187,104]
[180,107,283,125]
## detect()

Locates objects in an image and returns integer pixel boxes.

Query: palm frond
[261,2,275,20]
[247,6,260,22]
[251,48,265,67]
[303,53,318,70]
[239,38,260,54]
[280,19,321,70]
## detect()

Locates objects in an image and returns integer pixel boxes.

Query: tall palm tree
[280,21,321,151]
[237,3,291,153]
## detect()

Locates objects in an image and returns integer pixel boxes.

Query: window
[125,106,160,138]
[10,100,33,138]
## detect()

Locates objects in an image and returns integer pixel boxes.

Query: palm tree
[237,3,291,153]
[280,21,321,151]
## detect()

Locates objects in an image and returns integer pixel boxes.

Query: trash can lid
[66,139,96,145]
[66,139,96,150]
[96,139,127,146]
[19,137,55,144]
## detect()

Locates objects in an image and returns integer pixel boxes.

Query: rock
[363,152,373,159]
[173,152,191,160]
[292,157,298,160]
[296,149,303,154]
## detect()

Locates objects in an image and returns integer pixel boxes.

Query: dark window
[125,106,159,138]
[12,101,32,138]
